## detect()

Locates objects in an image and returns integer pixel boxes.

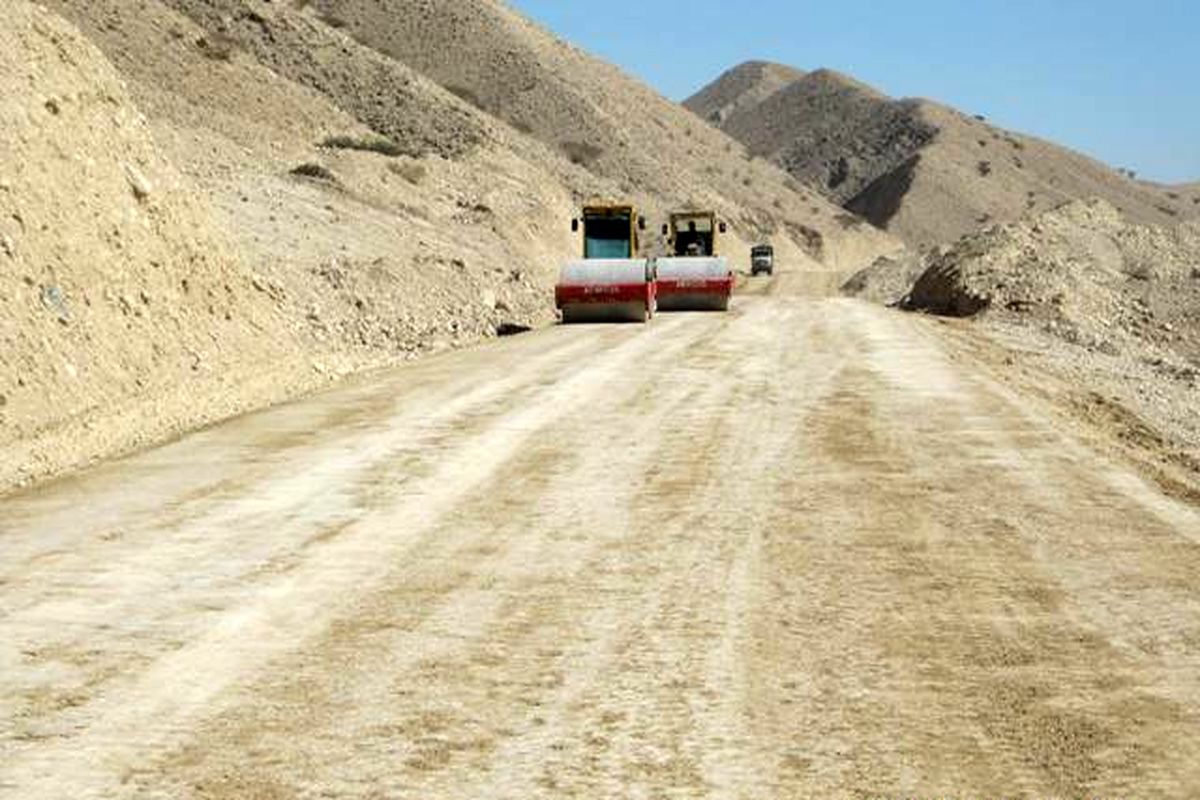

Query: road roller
[656,211,734,312]
[555,203,656,323]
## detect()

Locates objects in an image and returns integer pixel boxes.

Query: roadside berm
[848,198,1200,495]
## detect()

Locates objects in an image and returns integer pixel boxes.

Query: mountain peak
[683,60,805,125]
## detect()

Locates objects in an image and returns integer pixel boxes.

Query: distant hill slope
[688,62,1197,247]
[683,61,805,127]
[717,69,914,206]
[1166,182,1200,208]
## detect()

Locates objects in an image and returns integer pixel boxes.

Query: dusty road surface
[2,275,1199,799]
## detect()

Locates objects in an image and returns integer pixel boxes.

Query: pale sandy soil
[2,276,1198,799]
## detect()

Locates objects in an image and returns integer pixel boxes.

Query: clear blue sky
[508,0,1199,183]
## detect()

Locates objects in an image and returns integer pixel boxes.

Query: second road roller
[656,211,734,312]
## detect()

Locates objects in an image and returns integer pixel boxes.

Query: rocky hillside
[688,62,1198,248]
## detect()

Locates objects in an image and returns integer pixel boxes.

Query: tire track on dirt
[3,293,1199,798]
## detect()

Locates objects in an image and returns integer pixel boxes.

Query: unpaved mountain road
[2,276,1199,799]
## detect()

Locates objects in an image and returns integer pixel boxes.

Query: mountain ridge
[687,60,1198,247]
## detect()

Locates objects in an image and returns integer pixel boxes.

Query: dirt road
[2,278,1199,798]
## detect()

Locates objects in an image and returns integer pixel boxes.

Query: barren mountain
[44,0,903,271]
[285,0,898,269]
[683,60,805,127]
[689,63,1198,247]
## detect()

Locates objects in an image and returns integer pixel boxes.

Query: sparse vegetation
[1125,261,1154,281]
[827,157,850,190]
[446,85,486,111]
[387,161,427,185]
[560,140,603,167]
[320,134,410,157]
[290,163,338,183]
[318,13,348,29]
[785,220,824,258]
[977,161,993,177]
[195,33,236,61]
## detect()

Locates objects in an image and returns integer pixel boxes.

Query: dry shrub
[290,163,337,183]
[388,161,427,185]
[785,221,824,258]
[321,135,408,157]
[446,85,486,111]
[561,141,603,167]
[196,33,236,61]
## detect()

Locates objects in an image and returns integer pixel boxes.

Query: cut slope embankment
[0,1,326,492]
